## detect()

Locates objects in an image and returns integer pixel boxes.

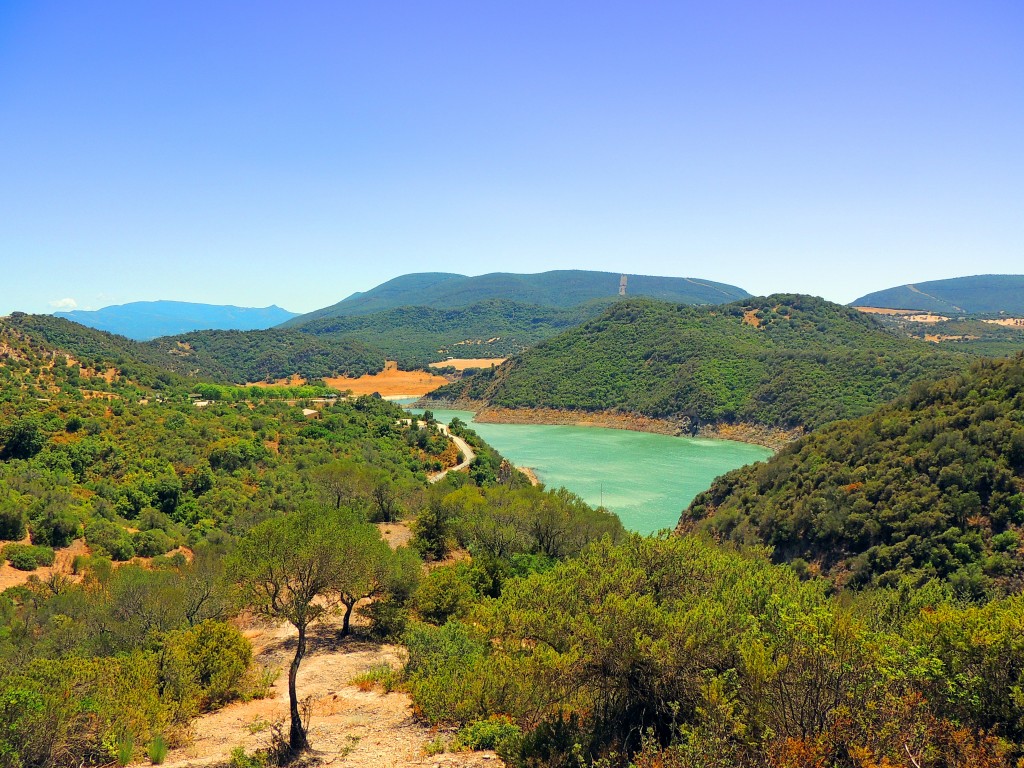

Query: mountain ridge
[280,269,750,326]
[852,274,1024,315]
[56,300,298,340]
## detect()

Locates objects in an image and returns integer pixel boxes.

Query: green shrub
[3,543,55,570]
[132,528,174,557]
[229,747,267,768]
[452,715,521,753]
[85,519,136,561]
[114,733,135,766]
[29,508,80,548]
[160,620,252,715]
[414,564,480,625]
[349,663,402,693]
[0,500,26,541]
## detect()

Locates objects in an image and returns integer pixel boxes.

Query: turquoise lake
[405,404,772,535]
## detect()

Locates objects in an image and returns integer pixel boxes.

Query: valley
[5,272,1024,768]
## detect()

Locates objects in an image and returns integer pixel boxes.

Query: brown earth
[324,368,449,398]
[428,358,507,371]
[157,614,500,768]
[247,375,308,387]
[0,537,88,592]
[853,306,919,315]
[982,318,1024,327]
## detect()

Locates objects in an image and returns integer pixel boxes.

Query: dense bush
[685,354,1024,595]
[406,535,1024,767]
[85,519,136,560]
[160,620,252,716]
[2,542,55,570]
[428,295,971,431]
[0,496,26,540]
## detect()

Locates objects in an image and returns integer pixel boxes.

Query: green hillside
[682,355,1024,598]
[852,274,1024,314]
[55,300,297,340]
[281,269,750,325]
[290,298,610,368]
[3,313,384,384]
[427,295,971,431]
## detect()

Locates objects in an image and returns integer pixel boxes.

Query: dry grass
[323,368,449,397]
[428,358,506,371]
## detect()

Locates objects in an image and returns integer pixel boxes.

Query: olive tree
[228,507,419,753]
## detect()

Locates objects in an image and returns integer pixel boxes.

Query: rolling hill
[852,274,1024,315]
[287,298,611,368]
[280,270,750,326]
[56,300,298,340]
[2,313,383,385]
[425,295,971,432]
[681,354,1024,598]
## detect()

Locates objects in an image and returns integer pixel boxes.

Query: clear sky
[1,1,1021,315]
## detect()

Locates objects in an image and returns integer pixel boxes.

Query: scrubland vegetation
[6,305,1024,767]
[428,295,973,431]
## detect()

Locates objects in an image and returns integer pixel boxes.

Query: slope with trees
[0,324,627,765]
[3,313,385,384]
[682,354,1024,598]
[426,294,971,432]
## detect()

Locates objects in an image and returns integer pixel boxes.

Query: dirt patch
[854,306,920,315]
[158,615,499,768]
[742,310,762,329]
[982,318,1024,327]
[246,375,308,387]
[377,522,414,550]
[0,537,88,592]
[429,358,507,371]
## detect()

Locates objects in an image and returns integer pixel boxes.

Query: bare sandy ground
[156,614,500,768]
[0,536,87,591]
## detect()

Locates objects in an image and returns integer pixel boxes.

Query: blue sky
[1,1,1021,315]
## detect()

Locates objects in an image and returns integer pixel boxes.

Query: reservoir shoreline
[415,399,801,452]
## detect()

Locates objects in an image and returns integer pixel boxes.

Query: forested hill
[283,299,611,368]
[425,295,970,431]
[56,300,297,340]
[852,274,1024,314]
[682,354,1024,598]
[280,269,750,325]
[2,313,384,384]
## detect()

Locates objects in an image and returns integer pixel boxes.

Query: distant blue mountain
[56,301,298,340]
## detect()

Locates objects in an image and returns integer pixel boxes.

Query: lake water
[404,404,772,535]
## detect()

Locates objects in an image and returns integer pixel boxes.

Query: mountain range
[55,300,298,340]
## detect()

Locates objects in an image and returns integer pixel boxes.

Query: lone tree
[229,508,349,753]
[229,507,419,753]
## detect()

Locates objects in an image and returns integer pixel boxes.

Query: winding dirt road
[429,427,476,483]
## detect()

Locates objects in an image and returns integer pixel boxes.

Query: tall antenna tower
[619,275,627,296]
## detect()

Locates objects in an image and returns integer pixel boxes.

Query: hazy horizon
[2,1,1021,315]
